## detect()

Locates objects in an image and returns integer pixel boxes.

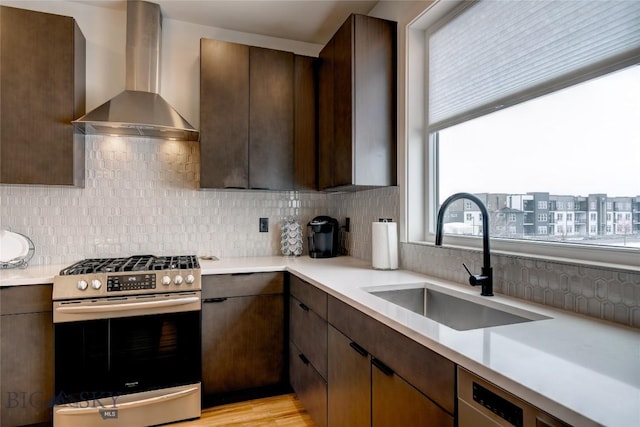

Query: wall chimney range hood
[73,0,199,141]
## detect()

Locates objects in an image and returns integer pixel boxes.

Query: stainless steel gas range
[52,255,202,427]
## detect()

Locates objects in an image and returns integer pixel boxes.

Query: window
[406,0,640,267]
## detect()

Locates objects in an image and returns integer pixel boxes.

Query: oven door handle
[54,386,199,415]
[55,296,200,314]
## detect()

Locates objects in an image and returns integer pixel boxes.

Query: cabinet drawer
[373,361,454,427]
[290,274,327,319]
[290,296,328,379]
[328,296,455,415]
[289,341,327,427]
[0,284,52,315]
[202,272,283,299]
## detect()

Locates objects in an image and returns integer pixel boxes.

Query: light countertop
[2,255,639,426]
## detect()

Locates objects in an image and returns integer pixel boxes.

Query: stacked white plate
[0,230,31,264]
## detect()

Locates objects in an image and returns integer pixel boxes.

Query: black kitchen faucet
[435,192,493,296]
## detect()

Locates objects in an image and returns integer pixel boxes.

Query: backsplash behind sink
[401,242,640,329]
[327,186,640,329]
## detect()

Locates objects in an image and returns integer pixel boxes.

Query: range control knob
[186,274,195,284]
[77,280,88,291]
[174,275,184,285]
[91,279,102,290]
[161,275,172,286]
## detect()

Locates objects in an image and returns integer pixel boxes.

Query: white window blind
[427,0,640,131]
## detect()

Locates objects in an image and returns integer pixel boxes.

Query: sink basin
[367,286,549,331]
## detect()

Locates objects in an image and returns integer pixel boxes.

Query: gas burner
[59,255,200,275]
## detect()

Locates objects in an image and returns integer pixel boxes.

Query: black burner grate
[59,255,200,275]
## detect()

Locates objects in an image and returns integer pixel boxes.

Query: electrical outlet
[259,217,269,232]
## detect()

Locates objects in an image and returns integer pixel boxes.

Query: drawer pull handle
[372,357,394,376]
[349,341,368,357]
[299,302,310,312]
[298,353,310,365]
[203,297,228,303]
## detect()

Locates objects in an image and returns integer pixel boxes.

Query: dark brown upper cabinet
[0,6,86,186]
[200,39,317,191]
[319,14,397,191]
[293,55,318,191]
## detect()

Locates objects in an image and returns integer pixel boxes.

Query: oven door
[53,292,201,425]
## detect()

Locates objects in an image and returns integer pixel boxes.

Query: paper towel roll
[372,221,398,270]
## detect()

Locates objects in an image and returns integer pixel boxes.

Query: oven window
[55,311,201,403]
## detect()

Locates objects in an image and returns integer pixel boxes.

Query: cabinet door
[332,15,355,188]
[0,6,85,186]
[318,16,354,189]
[329,296,455,415]
[289,342,327,427]
[317,14,397,190]
[352,14,397,187]
[372,358,454,427]
[318,37,336,190]
[1,288,54,427]
[201,294,284,396]
[294,55,318,191]
[249,47,294,190]
[327,325,371,427]
[200,39,249,189]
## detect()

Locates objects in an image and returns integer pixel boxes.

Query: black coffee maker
[307,216,339,258]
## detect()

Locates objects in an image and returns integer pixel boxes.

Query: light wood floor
[169,394,315,427]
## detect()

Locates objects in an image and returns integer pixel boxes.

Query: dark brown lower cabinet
[201,273,285,404]
[372,359,454,427]
[0,284,54,427]
[289,274,328,427]
[289,342,327,427]
[327,296,455,427]
[327,325,370,427]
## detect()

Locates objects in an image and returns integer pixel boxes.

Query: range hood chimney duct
[73,0,199,141]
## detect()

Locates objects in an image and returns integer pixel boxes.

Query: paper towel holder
[372,219,398,270]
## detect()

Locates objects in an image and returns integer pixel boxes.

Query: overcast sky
[439,65,640,201]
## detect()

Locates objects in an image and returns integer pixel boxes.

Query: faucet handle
[462,263,473,277]
[462,263,489,287]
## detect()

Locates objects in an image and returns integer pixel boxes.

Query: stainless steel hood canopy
[73,0,199,141]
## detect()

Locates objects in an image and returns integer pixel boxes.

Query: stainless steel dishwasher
[458,367,571,427]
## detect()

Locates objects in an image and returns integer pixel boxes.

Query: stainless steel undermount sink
[366,285,550,331]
